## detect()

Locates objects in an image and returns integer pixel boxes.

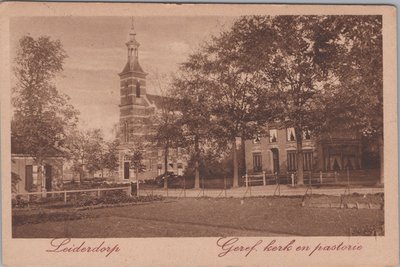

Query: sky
[10,16,235,140]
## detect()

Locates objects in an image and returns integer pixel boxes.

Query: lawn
[12,195,384,238]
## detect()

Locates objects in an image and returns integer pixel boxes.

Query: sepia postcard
[0,2,398,267]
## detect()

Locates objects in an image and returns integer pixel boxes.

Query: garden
[12,193,384,238]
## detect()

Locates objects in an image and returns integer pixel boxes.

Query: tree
[66,128,104,182]
[223,15,383,185]
[323,16,383,183]
[224,16,356,185]
[128,148,146,179]
[84,129,105,176]
[148,75,185,189]
[127,145,146,195]
[172,54,215,189]
[189,28,275,188]
[102,139,120,177]
[12,35,79,191]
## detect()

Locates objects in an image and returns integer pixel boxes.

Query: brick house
[117,23,188,182]
[244,124,363,177]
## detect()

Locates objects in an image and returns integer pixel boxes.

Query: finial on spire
[129,17,136,38]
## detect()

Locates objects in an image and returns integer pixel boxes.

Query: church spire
[121,18,145,74]
[126,18,140,59]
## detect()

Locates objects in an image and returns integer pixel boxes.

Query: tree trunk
[240,135,246,176]
[37,161,43,192]
[136,169,140,196]
[295,129,304,185]
[232,139,239,188]
[194,135,200,189]
[378,136,384,185]
[164,145,169,189]
[79,158,84,184]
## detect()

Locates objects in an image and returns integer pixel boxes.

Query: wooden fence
[12,186,131,203]
[243,169,380,187]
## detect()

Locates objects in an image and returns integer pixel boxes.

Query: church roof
[146,93,166,108]
[121,59,145,74]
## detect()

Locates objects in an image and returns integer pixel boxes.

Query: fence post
[183,176,186,198]
[320,171,323,184]
[137,179,140,197]
[64,191,67,203]
[291,173,295,187]
[224,176,227,197]
[263,171,266,186]
[245,173,248,187]
[347,167,350,186]
[97,188,100,198]
[334,171,338,183]
[127,184,132,196]
[202,176,205,197]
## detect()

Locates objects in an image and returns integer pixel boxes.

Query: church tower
[118,20,152,182]
[117,20,189,183]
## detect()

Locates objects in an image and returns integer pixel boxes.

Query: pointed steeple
[121,18,145,75]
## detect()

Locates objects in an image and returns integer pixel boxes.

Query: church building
[117,23,187,182]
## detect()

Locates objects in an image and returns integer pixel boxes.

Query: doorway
[271,148,280,174]
[45,165,52,191]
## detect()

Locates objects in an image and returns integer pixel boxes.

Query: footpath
[139,184,384,198]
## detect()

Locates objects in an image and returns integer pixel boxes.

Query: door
[45,165,52,191]
[271,148,280,174]
[25,165,33,191]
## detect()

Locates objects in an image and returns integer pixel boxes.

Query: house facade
[11,154,64,193]
[117,23,188,182]
[244,125,363,176]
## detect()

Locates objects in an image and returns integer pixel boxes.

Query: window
[253,153,262,172]
[303,130,311,140]
[287,128,296,142]
[124,121,128,143]
[136,81,141,97]
[177,163,183,176]
[287,151,297,171]
[269,129,277,143]
[303,151,313,171]
[123,162,130,180]
[157,164,163,175]
[124,81,130,98]
[253,133,261,144]
[25,165,33,191]
[287,150,313,171]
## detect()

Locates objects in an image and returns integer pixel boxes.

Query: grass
[12,195,384,238]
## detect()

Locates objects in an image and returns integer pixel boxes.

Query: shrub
[12,197,29,208]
